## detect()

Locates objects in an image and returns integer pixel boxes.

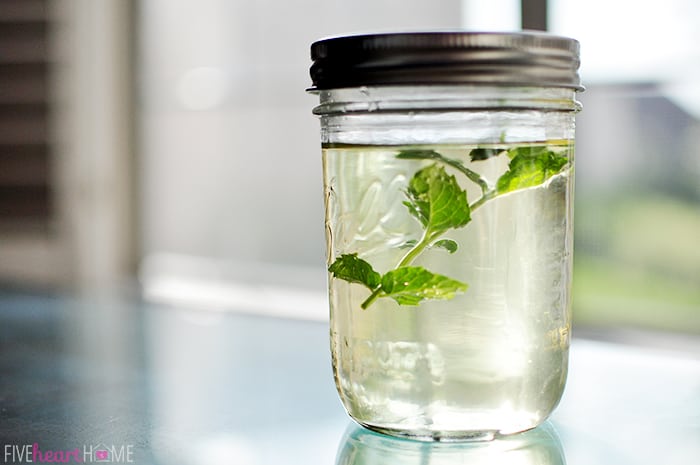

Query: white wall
[138,0,465,270]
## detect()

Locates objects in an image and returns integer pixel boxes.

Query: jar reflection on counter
[336,421,566,465]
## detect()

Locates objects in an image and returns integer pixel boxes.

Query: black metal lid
[309,31,582,91]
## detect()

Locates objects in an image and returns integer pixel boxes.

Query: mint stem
[397,230,432,268]
[439,157,491,195]
[398,150,491,195]
[362,229,436,309]
[361,287,382,309]
[469,189,496,212]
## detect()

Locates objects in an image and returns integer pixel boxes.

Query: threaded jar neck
[312,85,581,116]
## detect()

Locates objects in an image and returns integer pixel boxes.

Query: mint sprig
[327,253,467,309]
[328,144,570,310]
[398,164,471,267]
[357,163,471,309]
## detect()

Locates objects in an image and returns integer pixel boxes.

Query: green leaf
[328,253,381,290]
[398,239,418,249]
[404,164,471,236]
[396,150,442,161]
[504,145,551,160]
[469,148,504,161]
[380,267,468,306]
[496,147,569,194]
[403,200,428,228]
[433,239,458,254]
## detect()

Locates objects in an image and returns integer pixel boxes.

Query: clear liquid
[323,143,573,440]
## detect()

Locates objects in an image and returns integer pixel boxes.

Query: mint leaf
[504,145,551,160]
[496,147,568,194]
[396,150,442,161]
[328,253,381,290]
[404,164,471,237]
[433,239,458,254]
[380,267,468,306]
[469,148,503,161]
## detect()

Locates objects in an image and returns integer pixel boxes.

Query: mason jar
[308,32,582,441]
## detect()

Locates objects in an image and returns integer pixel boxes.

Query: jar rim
[308,31,583,92]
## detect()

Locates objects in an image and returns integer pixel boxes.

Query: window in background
[0,0,51,230]
[551,0,700,333]
[0,0,56,286]
[0,0,135,290]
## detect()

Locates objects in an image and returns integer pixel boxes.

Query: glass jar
[308,32,582,441]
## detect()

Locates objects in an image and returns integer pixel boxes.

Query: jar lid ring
[309,31,582,91]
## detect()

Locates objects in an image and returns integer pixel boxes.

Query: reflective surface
[336,421,565,465]
[1,289,699,464]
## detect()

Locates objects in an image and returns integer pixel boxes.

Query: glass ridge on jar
[309,32,582,441]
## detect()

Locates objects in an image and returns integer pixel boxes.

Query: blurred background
[1,0,698,336]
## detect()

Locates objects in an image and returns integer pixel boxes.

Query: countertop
[1,290,699,464]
